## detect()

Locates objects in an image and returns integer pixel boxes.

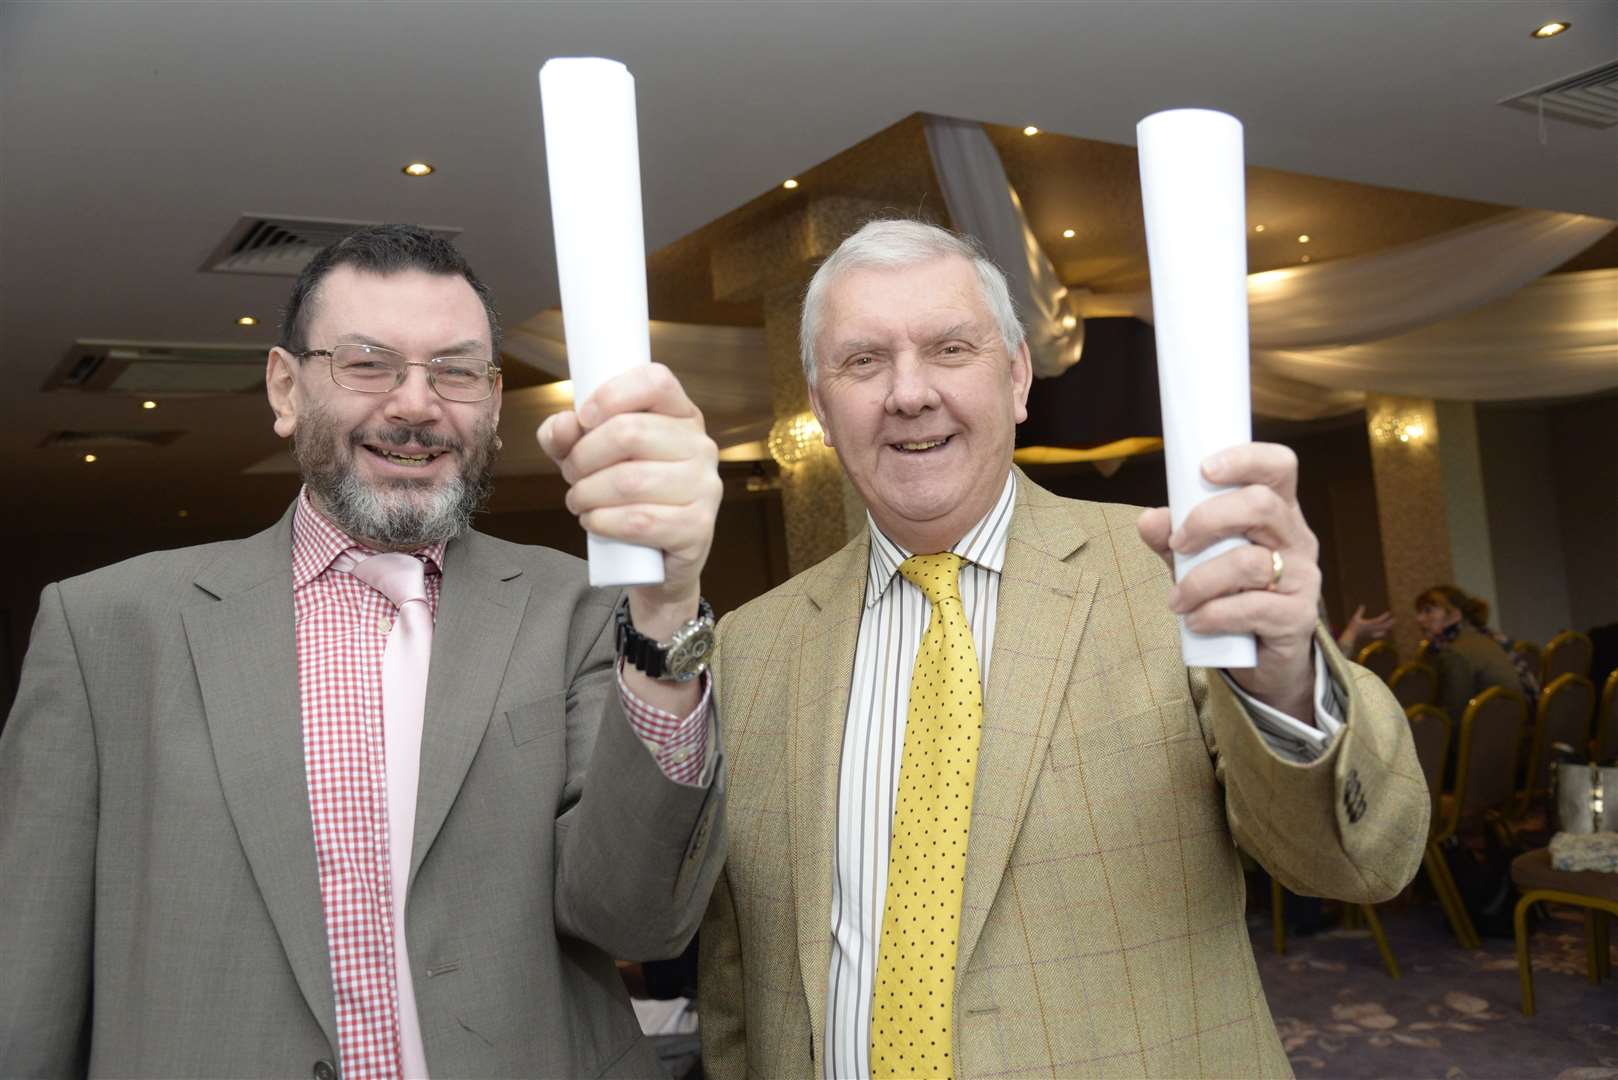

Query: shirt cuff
[1219,642,1345,763]
[617,662,714,787]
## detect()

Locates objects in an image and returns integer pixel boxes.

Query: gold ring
[1266,548,1285,592]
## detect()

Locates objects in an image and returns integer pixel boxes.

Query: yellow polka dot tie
[871,553,983,1079]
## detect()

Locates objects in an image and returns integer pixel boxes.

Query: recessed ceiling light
[237,315,257,327]
[782,178,799,190]
[1022,125,1040,136]
[1297,234,1311,244]
[1531,20,1570,38]
[83,453,97,463]
[402,161,435,177]
[178,509,190,518]
[1061,228,1076,239]
[1300,254,1312,263]
[1253,224,1266,233]
[142,400,157,410]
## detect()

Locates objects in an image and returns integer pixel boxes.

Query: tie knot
[343,551,428,609]
[898,552,966,608]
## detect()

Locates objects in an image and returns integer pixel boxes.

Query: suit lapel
[412,530,528,885]
[789,531,869,1059]
[956,473,1098,982]
[185,505,338,1050]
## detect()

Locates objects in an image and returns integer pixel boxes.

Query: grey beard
[294,406,498,550]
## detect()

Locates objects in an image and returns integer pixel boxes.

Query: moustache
[350,426,463,453]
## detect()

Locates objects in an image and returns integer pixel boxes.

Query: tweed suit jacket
[699,473,1426,1079]
[0,501,725,1078]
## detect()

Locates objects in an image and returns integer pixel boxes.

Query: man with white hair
[698,219,1426,1079]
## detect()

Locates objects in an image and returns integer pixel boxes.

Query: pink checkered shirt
[291,490,709,1077]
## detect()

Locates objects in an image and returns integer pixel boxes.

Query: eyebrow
[339,333,490,357]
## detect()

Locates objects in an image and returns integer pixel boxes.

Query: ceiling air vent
[201,215,462,276]
[1499,59,1618,129]
[40,430,183,450]
[45,340,268,395]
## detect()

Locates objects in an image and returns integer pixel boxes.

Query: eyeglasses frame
[293,344,502,403]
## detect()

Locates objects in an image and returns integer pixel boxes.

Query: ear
[266,347,301,439]
[489,368,504,427]
[806,378,834,448]
[1010,340,1033,425]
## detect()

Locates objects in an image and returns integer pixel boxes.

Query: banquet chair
[1542,630,1594,684]
[1597,669,1618,763]
[1431,687,1529,949]
[1513,640,1543,682]
[1355,640,1398,683]
[1390,661,1438,710]
[1515,673,1597,816]
[1511,848,1618,1016]
[1404,705,1476,951]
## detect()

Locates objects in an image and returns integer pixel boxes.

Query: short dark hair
[278,224,502,357]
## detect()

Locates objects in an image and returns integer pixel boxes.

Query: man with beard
[0,225,727,1079]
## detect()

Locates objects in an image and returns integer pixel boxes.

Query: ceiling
[3,0,1614,535]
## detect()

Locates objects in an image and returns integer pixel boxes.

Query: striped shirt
[823,473,1015,1080]
[822,471,1342,1079]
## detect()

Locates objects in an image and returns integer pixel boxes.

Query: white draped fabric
[923,115,1084,377]
[1087,209,1614,350]
[1257,268,1618,402]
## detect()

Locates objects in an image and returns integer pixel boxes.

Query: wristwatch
[616,596,715,683]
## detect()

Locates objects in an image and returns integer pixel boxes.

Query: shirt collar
[864,470,1016,608]
[291,486,446,590]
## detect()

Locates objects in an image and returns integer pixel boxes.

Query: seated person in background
[1415,584,1537,720]
[1337,603,1395,655]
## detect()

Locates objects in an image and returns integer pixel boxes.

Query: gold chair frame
[1389,660,1438,709]
[1428,687,1529,949]
[1541,629,1594,684]
[1515,673,1597,817]
[1514,890,1617,1015]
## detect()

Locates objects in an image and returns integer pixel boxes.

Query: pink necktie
[342,551,433,1080]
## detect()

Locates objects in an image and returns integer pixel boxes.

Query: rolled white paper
[1136,108,1256,669]
[539,57,665,587]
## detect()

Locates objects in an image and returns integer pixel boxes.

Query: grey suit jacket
[0,503,725,1078]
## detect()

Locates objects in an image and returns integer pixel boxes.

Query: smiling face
[807,255,1031,554]
[266,265,502,550]
[1415,601,1461,638]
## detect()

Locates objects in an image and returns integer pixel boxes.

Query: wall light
[782,178,799,190]
[1297,234,1311,244]
[1022,125,1040,136]
[1532,21,1570,38]
[142,400,157,410]
[402,162,435,177]
[1372,413,1430,446]
[1254,224,1266,233]
[237,315,257,327]
[83,453,97,463]
[767,411,823,466]
[1061,228,1075,239]
[1300,254,1312,264]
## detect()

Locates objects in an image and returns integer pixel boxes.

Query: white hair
[798,219,1026,381]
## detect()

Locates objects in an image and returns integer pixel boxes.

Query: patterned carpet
[1251,899,1618,1079]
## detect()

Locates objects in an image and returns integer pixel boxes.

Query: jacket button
[313,1060,337,1080]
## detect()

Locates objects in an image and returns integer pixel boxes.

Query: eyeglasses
[296,343,500,403]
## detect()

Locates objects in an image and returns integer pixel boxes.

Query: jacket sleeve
[1195,626,1429,903]
[551,591,727,961]
[0,584,97,1076]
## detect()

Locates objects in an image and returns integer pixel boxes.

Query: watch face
[666,623,715,680]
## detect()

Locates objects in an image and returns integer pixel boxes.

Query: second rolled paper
[1137,108,1256,669]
